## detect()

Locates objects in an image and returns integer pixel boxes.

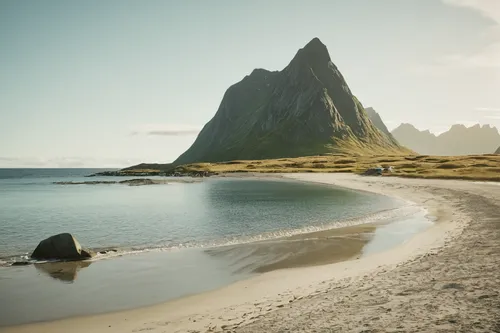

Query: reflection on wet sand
[206,224,376,274]
[34,261,92,283]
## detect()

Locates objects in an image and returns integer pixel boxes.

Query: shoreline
[1,175,407,266]
[0,204,415,268]
[0,182,422,326]
[237,174,500,332]
[2,174,499,332]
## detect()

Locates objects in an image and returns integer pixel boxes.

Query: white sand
[3,174,499,333]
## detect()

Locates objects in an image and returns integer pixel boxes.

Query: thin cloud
[483,115,500,120]
[442,0,500,23]
[147,129,201,136]
[414,1,500,72]
[413,43,500,73]
[131,124,202,137]
[0,157,18,162]
[0,157,145,168]
[476,107,500,112]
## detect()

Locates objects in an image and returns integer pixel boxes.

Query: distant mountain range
[391,123,500,156]
[173,38,408,165]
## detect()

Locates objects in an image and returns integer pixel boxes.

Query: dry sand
[2,174,499,333]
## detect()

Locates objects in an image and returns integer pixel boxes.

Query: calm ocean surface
[0,169,433,326]
[0,168,402,260]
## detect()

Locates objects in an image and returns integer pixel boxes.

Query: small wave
[89,204,427,261]
[197,205,425,248]
[2,204,429,265]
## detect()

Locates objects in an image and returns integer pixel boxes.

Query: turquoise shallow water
[0,169,402,260]
[0,169,432,326]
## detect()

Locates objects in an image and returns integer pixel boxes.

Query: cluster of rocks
[86,171,161,177]
[54,178,156,186]
[363,166,394,176]
[54,180,117,185]
[170,171,217,177]
[86,170,217,178]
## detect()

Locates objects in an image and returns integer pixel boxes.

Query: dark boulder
[31,233,93,261]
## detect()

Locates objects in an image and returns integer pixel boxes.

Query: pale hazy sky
[1,0,499,167]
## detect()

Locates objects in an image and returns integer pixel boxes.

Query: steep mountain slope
[495,146,500,154]
[364,107,398,143]
[392,123,500,155]
[174,38,407,165]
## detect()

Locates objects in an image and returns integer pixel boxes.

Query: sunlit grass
[122,154,500,181]
[173,154,500,181]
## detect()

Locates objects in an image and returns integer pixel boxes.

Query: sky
[1,0,499,167]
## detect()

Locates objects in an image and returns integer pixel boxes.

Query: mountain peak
[288,38,332,73]
[173,39,407,165]
[449,124,467,131]
[303,37,327,51]
[396,123,419,131]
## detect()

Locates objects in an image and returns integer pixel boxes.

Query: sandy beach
[2,173,499,333]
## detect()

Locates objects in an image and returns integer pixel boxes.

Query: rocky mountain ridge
[392,123,500,155]
[174,38,407,165]
[364,107,396,140]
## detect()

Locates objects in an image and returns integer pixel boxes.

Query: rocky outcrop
[54,177,205,185]
[174,38,408,165]
[495,146,500,154]
[54,179,156,186]
[392,123,500,155]
[120,178,155,186]
[31,233,93,261]
[87,169,216,177]
[54,181,116,185]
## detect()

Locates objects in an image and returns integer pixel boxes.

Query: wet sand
[4,174,498,333]
[206,224,377,273]
[0,222,389,326]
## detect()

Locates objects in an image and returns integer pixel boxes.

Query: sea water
[0,169,428,326]
[0,168,403,260]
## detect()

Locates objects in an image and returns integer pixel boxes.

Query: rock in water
[174,37,407,165]
[31,233,93,260]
